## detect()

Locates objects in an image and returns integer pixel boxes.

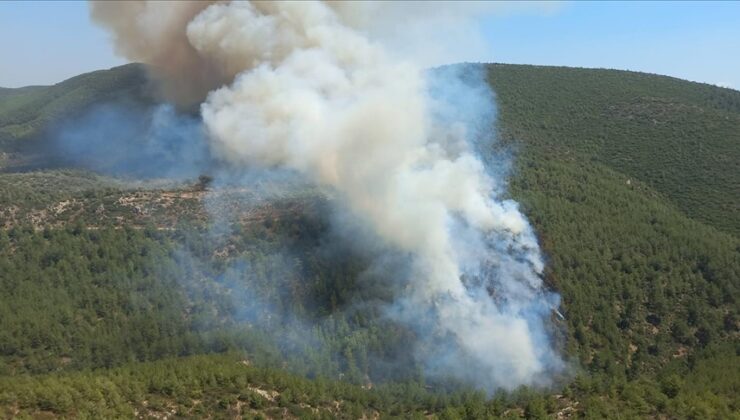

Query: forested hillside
[0,64,737,418]
[488,64,740,236]
[0,64,148,151]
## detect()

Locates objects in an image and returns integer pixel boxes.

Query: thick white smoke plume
[91,1,563,390]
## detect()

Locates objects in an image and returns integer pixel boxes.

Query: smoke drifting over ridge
[91,1,564,391]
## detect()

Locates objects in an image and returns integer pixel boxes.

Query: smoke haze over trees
[88,0,568,391]
[0,1,738,418]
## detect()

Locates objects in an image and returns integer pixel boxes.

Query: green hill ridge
[0,64,148,149]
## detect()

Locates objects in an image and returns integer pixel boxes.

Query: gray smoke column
[91,0,564,390]
[90,1,218,107]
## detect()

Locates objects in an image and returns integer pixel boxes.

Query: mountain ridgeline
[0,64,150,150]
[0,64,738,418]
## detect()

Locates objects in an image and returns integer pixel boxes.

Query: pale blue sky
[0,1,124,87]
[1,1,738,89]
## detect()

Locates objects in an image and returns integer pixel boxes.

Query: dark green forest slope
[0,63,148,150]
[0,64,738,418]
[488,64,740,236]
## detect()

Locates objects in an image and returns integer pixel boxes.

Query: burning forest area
[1,1,738,418]
[53,0,567,393]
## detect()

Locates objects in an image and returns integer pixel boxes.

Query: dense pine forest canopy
[0,63,738,418]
